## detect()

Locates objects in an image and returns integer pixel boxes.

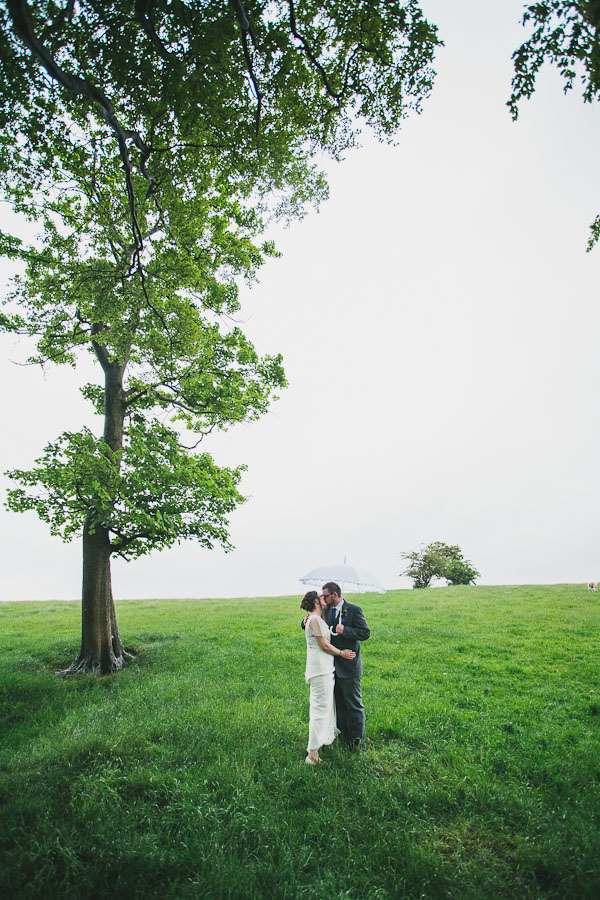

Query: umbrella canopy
[299,562,386,594]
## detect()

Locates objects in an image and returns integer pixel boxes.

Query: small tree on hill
[401,542,479,588]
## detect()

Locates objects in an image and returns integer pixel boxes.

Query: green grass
[1,585,599,900]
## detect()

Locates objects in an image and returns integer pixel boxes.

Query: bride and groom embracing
[301,581,370,764]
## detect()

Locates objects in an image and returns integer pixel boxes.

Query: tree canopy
[0,1,440,672]
[1,1,440,259]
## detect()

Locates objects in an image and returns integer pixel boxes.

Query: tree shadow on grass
[0,661,77,738]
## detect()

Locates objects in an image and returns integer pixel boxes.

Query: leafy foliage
[6,421,244,558]
[401,541,480,588]
[443,555,481,586]
[0,0,441,257]
[509,0,600,249]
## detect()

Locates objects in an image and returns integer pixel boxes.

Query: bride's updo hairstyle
[300,590,319,612]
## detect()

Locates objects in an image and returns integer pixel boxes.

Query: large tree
[509,0,600,249]
[0,1,440,673]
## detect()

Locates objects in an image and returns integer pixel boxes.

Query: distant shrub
[444,558,480,585]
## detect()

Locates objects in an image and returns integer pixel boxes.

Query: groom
[322,581,370,750]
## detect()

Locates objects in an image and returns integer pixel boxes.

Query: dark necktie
[332,608,338,629]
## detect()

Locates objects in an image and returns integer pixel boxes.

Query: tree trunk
[62,358,126,675]
[62,513,124,674]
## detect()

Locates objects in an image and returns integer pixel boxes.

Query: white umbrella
[299,561,386,594]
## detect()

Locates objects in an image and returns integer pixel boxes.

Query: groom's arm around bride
[327,601,370,678]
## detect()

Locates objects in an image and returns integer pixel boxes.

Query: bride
[301,590,356,764]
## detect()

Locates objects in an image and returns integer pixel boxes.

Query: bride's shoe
[305,752,321,765]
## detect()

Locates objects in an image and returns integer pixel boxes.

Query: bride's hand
[341,649,356,660]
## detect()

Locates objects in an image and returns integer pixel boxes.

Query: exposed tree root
[57,644,139,677]
[58,650,123,676]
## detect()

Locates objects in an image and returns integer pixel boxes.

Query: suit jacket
[324,601,370,679]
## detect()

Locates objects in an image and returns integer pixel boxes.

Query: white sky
[1,0,600,600]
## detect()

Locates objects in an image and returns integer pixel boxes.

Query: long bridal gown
[304,613,339,752]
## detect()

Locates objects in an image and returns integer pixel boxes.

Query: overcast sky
[2,0,600,601]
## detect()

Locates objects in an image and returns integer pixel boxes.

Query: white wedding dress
[305,614,339,752]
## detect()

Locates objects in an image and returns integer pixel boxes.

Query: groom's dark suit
[324,600,370,749]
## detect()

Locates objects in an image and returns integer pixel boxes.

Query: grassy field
[1,584,599,900]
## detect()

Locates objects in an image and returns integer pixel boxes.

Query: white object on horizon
[299,562,386,594]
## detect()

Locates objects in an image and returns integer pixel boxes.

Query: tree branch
[287,0,344,101]
[231,0,263,136]
[123,385,152,408]
[134,0,177,64]
[90,322,111,371]
[6,0,154,255]
[178,428,216,450]
[110,531,152,556]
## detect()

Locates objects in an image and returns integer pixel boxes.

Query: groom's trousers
[334,675,366,750]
